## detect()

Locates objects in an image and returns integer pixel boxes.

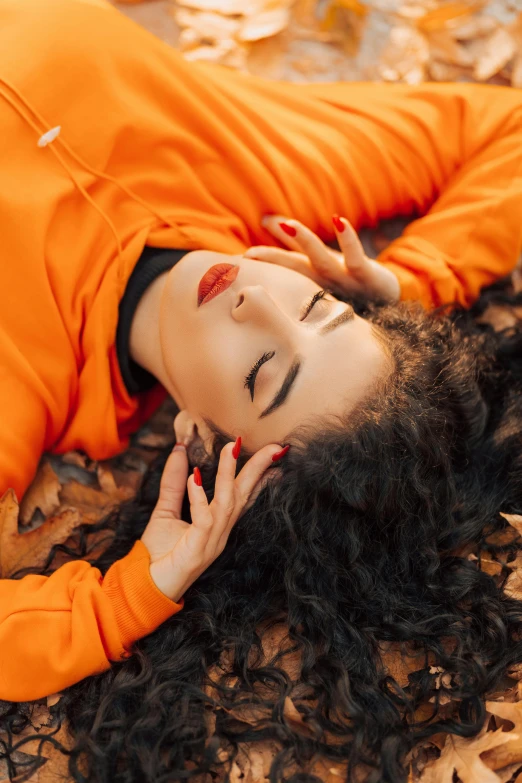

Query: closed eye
[244,289,333,401]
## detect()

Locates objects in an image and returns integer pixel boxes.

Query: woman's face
[159,251,390,452]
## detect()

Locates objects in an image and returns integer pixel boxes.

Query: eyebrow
[258,306,355,420]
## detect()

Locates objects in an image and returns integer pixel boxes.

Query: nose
[231,284,290,330]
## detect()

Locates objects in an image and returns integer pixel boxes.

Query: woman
[0,0,521,723]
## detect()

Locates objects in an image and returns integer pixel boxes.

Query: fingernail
[332,215,345,233]
[232,436,242,460]
[279,222,297,237]
[193,466,202,487]
[272,445,290,462]
[173,443,186,452]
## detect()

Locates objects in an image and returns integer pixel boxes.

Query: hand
[244,214,400,304]
[140,441,284,603]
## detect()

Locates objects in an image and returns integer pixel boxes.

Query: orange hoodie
[1,0,521,702]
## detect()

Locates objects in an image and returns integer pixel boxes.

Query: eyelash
[243,289,331,401]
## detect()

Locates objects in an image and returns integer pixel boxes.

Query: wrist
[149,558,192,604]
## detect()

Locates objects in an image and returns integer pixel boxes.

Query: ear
[173,409,214,457]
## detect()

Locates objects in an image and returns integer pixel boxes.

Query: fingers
[154,445,189,519]
[260,214,303,252]
[333,215,373,280]
[262,215,346,288]
[185,468,216,551]
[243,246,325,286]
[233,443,284,508]
[187,441,285,554]
[186,442,238,557]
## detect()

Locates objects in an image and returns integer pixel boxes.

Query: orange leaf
[19,461,61,526]
[0,488,83,577]
[474,27,516,81]
[500,513,522,537]
[420,724,516,782]
[482,701,522,770]
[416,2,483,34]
[504,571,522,602]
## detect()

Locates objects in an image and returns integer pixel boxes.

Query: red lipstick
[197,263,239,307]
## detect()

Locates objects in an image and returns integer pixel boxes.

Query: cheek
[169,331,243,404]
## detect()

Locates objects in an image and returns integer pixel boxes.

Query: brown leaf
[468,552,503,577]
[135,431,175,449]
[427,30,474,66]
[500,513,522,537]
[450,14,497,40]
[0,489,83,577]
[378,26,429,85]
[493,764,522,783]
[379,641,428,687]
[474,27,516,81]
[505,571,522,602]
[419,723,515,782]
[482,702,522,771]
[61,451,89,469]
[239,8,291,42]
[19,462,61,526]
[46,693,62,709]
[58,479,130,523]
[416,2,483,34]
[512,55,522,89]
[282,696,316,737]
[175,0,246,13]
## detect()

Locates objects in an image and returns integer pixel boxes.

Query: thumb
[153,444,189,519]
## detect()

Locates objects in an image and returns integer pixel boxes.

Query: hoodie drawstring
[0,74,183,283]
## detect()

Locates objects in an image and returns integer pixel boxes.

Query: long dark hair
[4,284,522,783]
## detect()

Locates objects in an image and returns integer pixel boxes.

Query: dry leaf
[46,693,62,709]
[379,641,428,687]
[378,26,430,84]
[0,489,83,577]
[239,8,291,41]
[58,479,129,523]
[505,571,522,602]
[501,513,522,537]
[175,0,249,14]
[512,55,522,88]
[19,462,61,526]
[496,764,522,783]
[61,451,88,469]
[282,696,316,736]
[420,724,516,782]
[174,8,242,43]
[474,27,516,81]
[482,702,522,770]
[428,59,467,80]
[450,14,497,40]
[468,552,503,577]
[416,2,483,34]
[427,30,474,66]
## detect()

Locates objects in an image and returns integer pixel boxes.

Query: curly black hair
[4,284,522,783]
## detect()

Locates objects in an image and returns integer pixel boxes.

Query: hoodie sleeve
[0,540,183,702]
[370,85,522,309]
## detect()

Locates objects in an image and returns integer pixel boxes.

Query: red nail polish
[332,214,345,233]
[193,466,202,487]
[279,222,297,237]
[272,445,290,462]
[232,436,242,460]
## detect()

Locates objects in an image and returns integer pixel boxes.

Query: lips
[197,263,239,306]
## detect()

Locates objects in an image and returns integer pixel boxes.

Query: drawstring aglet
[37,125,61,148]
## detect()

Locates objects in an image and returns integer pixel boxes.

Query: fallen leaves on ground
[149,0,522,89]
